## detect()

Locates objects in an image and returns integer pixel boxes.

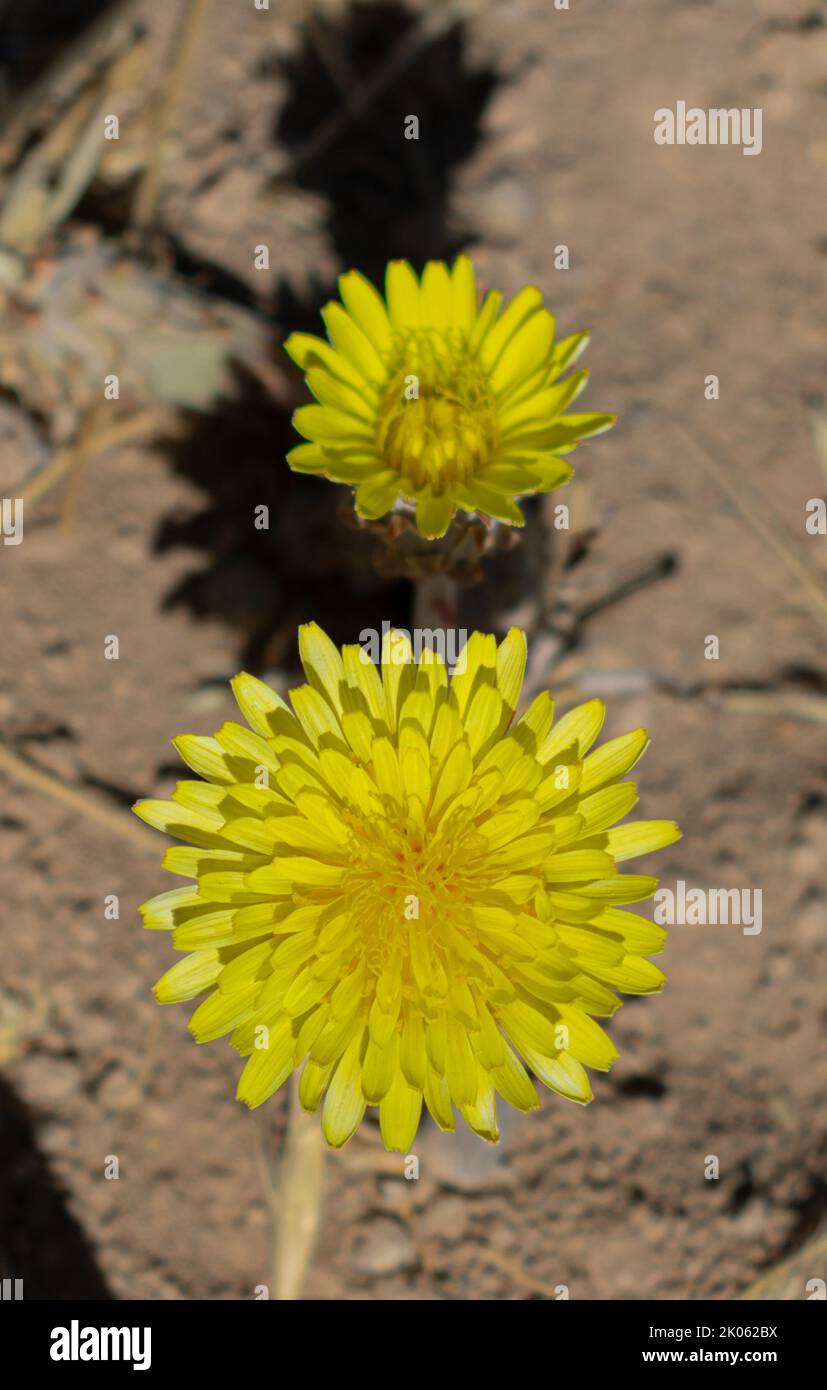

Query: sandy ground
[1,0,827,1299]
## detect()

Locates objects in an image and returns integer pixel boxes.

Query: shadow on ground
[153,0,499,659]
[0,1076,112,1300]
[0,0,122,96]
[154,366,411,670]
[271,0,498,279]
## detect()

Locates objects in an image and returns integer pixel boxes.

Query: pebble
[351,1218,417,1276]
[419,1195,468,1244]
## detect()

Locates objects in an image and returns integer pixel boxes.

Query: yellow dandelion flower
[135,625,680,1151]
[283,257,615,539]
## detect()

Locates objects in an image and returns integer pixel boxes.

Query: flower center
[377,328,498,494]
[337,801,491,1005]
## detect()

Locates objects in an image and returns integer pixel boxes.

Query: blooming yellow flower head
[135,625,679,1150]
[284,258,614,539]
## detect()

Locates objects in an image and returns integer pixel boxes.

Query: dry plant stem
[738,1225,827,1300]
[132,0,211,229]
[479,1246,565,1299]
[669,417,827,625]
[58,389,121,531]
[0,738,157,853]
[0,0,137,154]
[59,451,91,534]
[413,571,460,631]
[19,410,163,515]
[271,1074,326,1301]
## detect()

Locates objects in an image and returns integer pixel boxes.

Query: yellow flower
[135,625,680,1151]
[283,257,614,539]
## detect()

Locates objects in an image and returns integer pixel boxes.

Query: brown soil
[1,0,826,1300]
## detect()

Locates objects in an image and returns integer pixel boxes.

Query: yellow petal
[540,699,606,762]
[189,983,257,1042]
[399,1013,427,1089]
[450,631,497,720]
[465,683,504,759]
[322,1030,367,1147]
[490,1041,540,1112]
[478,286,543,371]
[578,783,640,834]
[379,1069,423,1151]
[321,301,386,382]
[521,1046,592,1102]
[490,308,555,396]
[580,728,650,793]
[231,672,290,737]
[554,1004,618,1070]
[423,1064,455,1131]
[173,734,235,784]
[283,332,367,390]
[236,1016,295,1107]
[293,402,373,444]
[450,254,478,334]
[468,288,503,350]
[416,490,455,539]
[420,260,452,332]
[154,950,221,1003]
[444,1015,478,1106]
[362,1033,398,1103]
[385,259,421,326]
[343,642,387,723]
[298,1057,335,1112]
[495,628,527,723]
[289,684,345,748]
[355,471,400,519]
[338,269,392,351]
[606,820,682,862]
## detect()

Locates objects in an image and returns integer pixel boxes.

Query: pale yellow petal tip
[500,627,528,656]
[229,671,251,699]
[337,267,365,292]
[281,331,303,364]
[153,977,181,1006]
[460,1114,501,1144]
[386,256,416,277]
[382,1139,411,1155]
[450,251,475,278]
[322,1129,354,1151]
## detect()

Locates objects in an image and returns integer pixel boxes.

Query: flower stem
[271,1075,326,1301]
